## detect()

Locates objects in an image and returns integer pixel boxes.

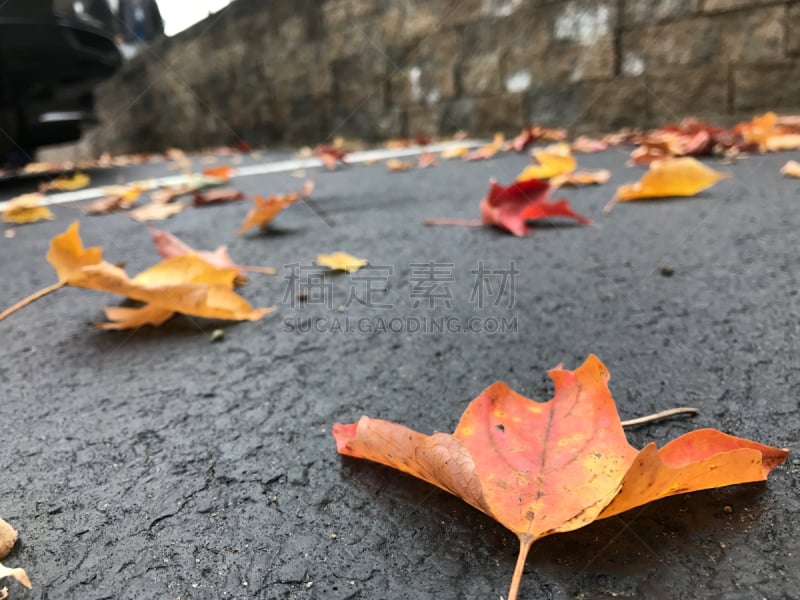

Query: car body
[0,0,122,165]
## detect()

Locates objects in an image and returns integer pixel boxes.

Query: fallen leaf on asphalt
[39,172,90,192]
[150,227,246,280]
[21,161,74,175]
[0,519,17,559]
[765,134,800,152]
[571,136,609,153]
[152,185,192,205]
[316,145,348,171]
[516,145,609,188]
[516,146,576,181]
[606,157,729,212]
[418,152,437,169]
[149,227,275,281]
[2,194,54,224]
[193,188,245,206]
[550,169,612,188]
[202,165,235,181]
[86,184,143,214]
[237,180,314,235]
[440,146,469,159]
[780,160,800,178]
[386,159,412,172]
[333,355,788,600]
[130,201,187,222]
[317,252,368,273]
[465,133,504,161]
[425,178,590,237]
[481,178,591,236]
[0,222,273,328]
[0,518,31,595]
[152,175,226,204]
[507,126,567,152]
[0,565,30,596]
[630,119,738,165]
[736,112,800,152]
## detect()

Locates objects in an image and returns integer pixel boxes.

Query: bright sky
[157,0,235,36]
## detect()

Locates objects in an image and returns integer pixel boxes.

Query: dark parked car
[0,0,121,165]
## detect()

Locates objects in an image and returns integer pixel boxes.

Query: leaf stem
[0,281,65,322]
[242,265,277,275]
[603,196,619,214]
[507,536,533,600]
[422,218,484,227]
[621,407,699,427]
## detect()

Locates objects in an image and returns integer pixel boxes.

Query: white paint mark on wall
[554,3,611,45]
[482,0,522,17]
[622,52,645,76]
[505,70,532,92]
[409,66,423,103]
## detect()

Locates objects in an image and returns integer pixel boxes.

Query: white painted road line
[0,140,485,212]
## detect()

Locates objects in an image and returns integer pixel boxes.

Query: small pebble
[660,266,675,277]
[330,533,337,540]
[723,505,733,514]
[210,329,225,343]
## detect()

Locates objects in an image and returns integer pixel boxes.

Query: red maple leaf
[480,178,591,237]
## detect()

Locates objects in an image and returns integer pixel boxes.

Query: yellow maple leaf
[0,222,273,329]
[39,172,90,192]
[517,151,577,181]
[317,252,368,273]
[2,194,54,224]
[781,160,800,178]
[605,157,729,213]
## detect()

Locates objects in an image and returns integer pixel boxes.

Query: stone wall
[68,0,800,156]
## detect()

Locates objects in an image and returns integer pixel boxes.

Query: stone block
[461,53,503,95]
[718,6,785,64]
[702,0,777,13]
[528,83,586,127]
[408,104,444,137]
[623,0,699,27]
[788,4,800,55]
[390,31,461,106]
[322,1,349,31]
[646,65,729,121]
[331,54,390,109]
[542,38,616,83]
[440,98,477,134]
[620,18,721,70]
[733,63,800,111]
[551,0,617,45]
[582,77,649,129]
[475,92,526,133]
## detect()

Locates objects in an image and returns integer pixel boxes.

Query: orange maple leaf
[237,181,314,235]
[201,165,235,181]
[0,222,273,328]
[333,355,788,600]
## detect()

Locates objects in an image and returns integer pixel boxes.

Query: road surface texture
[1,146,799,599]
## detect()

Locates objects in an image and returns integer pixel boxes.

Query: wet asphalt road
[0,146,799,599]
